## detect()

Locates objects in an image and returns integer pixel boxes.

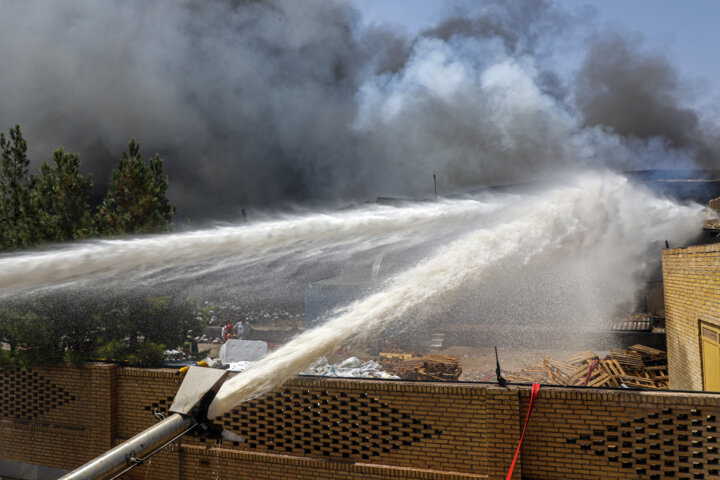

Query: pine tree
[33,147,96,242]
[97,139,176,235]
[0,125,37,249]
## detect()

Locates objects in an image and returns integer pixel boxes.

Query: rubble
[163,349,188,361]
[204,302,303,329]
[503,344,668,389]
[303,357,400,379]
[225,360,254,373]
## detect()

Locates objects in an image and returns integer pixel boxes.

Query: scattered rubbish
[186,356,251,372]
[203,357,226,369]
[163,349,188,361]
[338,357,362,369]
[501,344,668,389]
[304,357,399,379]
[225,361,254,373]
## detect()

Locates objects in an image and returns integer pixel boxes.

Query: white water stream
[206,173,703,417]
[0,197,500,294]
[0,171,704,418]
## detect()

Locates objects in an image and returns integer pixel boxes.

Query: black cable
[495,346,507,387]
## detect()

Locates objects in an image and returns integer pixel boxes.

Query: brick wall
[521,387,720,479]
[2,365,720,480]
[662,244,720,390]
[118,371,492,479]
[0,365,100,470]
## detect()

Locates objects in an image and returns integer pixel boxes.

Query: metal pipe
[59,413,195,480]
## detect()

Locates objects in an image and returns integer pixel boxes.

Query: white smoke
[354,35,585,195]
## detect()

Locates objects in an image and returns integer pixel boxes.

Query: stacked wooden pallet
[505,345,668,389]
[378,353,462,381]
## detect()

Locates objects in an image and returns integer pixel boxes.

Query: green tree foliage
[0,126,180,250]
[0,125,37,249]
[33,147,96,241]
[0,128,188,367]
[0,289,206,367]
[97,139,177,235]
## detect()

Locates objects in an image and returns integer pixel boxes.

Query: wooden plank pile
[378,352,462,381]
[505,344,668,389]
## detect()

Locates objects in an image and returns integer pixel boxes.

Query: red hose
[582,359,600,387]
[505,383,541,480]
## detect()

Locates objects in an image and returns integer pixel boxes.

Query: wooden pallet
[500,344,669,389]
[564,351,598,365]
[379,353,462,381]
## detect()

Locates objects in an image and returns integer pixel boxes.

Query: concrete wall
[3,364,720,480]
[663,243,720,390]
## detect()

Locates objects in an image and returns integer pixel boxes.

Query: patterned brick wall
[118,369,720,480]
[522,388,720,480]
[662,244,720,390]
[118,371,493,479]
[2,364,720,480]
[0,365,99,470]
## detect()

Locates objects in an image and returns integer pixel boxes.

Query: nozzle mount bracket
[170,366,228,416]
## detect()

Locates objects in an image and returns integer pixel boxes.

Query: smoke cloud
[575,29,720,168]
[0,0,716,219]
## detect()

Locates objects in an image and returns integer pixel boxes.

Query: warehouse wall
[663,243,720,390]
[3,364,720,480]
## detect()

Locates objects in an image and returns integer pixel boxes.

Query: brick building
[663,243,720,391]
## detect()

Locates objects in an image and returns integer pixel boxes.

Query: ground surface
[429,345,600,381]
[198,339,605,383]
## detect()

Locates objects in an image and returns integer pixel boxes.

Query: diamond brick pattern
[0,369,75,421]
[144,386,440,461]
[566,408,720,479]
[143,394,175,417]
[219,388,440,461]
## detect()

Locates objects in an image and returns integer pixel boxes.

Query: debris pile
[304,357,400,379]
[378,353,462,381]
[223,360,254,373]
[505,345,668,389]
[182,357,255,373]
[164,349,189,361]
[705,218,720,230]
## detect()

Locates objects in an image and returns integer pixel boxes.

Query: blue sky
[349,0,720,105]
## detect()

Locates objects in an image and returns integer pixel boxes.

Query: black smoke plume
[575,29,720,167]
[0,0,716,219]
